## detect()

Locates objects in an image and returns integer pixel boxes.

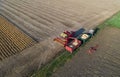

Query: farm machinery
[53,31,75,46]
[54,28,98,53]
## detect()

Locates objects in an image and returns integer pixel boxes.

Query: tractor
[77,28,99,43]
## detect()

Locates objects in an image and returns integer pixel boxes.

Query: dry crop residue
[0,0,120,77]
[52,27,120,77]
[1,0,120,41]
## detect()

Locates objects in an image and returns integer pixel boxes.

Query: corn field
[0,16,36,61]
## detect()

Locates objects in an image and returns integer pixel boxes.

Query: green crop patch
[107,12,120,28]
[99,11,120,28]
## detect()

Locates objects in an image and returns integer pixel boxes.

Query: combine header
[53,37,67,46]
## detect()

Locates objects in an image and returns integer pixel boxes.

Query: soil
[52,27,120,77]
[0,0,120,40]
[0,0,120,77]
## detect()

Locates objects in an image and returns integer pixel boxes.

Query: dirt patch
[52,27,120,77]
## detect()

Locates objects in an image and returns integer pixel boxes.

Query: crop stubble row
[0,0,110,41]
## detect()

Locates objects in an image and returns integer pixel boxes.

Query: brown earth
[0,0,120,77]
[52,27,120,77]
[0,0,120,40]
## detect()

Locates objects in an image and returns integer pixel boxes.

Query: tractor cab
[60,31,75,39]
[77,28,98,43]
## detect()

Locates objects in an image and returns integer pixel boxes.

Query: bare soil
[0,0,120,40]
[52,27,120,77]
[0,0,120,77]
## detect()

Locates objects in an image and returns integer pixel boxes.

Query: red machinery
[87,44,99,54]
[53,37,68,46]
[54,36,81,53]
[54,30,81,53]
[65,37,82,53]
[60,31,75,39]
[53,31,75,46]
[54,28,99,53]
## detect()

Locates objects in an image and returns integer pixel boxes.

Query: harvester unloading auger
[54,28,99,53]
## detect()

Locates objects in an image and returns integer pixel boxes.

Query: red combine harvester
[87,44,99,54]
[65,37,82,53]
[60,30,75,39]
[54,30,83,53]
[54,36,82,53]
[53,31,75,46]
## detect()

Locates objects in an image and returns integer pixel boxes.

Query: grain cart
[77,28,98,43]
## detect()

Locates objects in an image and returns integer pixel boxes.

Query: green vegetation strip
[31,12,120,77]
[32,48,80,77]
[99,11,120,28]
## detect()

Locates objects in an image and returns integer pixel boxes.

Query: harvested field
[0,0,120,77]
[52,27,120,77]
[0,0,120,41]
[0,16,36,61]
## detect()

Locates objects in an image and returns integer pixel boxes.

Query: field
[0,16,35,61]
[52,26,120,77]
[0,0,120,41]
[0,0,120,77]
[32,11,120,77]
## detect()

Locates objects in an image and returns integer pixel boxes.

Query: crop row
[0,16,36,61]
